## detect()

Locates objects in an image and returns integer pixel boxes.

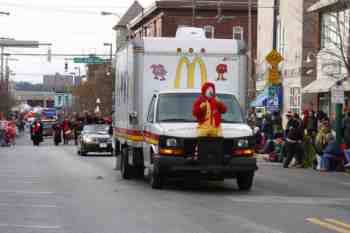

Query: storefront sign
[331,85,344,104]
[267,84,283,112]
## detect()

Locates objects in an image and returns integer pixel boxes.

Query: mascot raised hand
[192,82,227,137]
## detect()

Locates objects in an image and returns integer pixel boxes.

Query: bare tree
[314,0,350,79]
[72,66,114,116]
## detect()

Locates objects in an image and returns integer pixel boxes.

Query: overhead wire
[0,1,128,15]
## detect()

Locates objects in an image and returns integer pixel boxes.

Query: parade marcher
[30,119,43,146]
[72,118,82,145]
[52,122,62,146]
[62,118,71,145]
[283,112,305,168]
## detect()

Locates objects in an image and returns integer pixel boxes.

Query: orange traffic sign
[266,49,283,65]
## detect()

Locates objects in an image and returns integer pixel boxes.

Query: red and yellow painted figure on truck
[192,82,227,137]
[216,63,228,81]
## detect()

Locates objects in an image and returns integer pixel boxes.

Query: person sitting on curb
[314,119,333,170]
[320,139,345,172]
[342,148,350,169]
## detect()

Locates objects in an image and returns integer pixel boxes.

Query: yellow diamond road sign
[266,49,283,65]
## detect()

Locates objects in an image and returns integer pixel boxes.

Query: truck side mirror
[129,112,138,125]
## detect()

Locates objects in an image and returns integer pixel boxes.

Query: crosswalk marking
[325,219,350,230]
[306,218,350,233]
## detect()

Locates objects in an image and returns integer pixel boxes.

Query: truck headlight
[237,139,249,148]
[166,138,178,147]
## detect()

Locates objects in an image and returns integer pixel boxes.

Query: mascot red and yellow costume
[192,82,227,137]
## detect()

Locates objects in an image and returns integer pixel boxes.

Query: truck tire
[121,147,132,179]
[236,172,254,191]
[150,166,163,189]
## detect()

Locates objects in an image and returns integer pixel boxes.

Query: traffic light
[64,62,68,72]
[47,48,52,63]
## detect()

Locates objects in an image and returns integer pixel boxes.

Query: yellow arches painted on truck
[174,56,208,88]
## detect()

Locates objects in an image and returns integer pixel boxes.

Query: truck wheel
[80,151,87,156]
[121,147,132,179]
[236,172,254,191]
[150,167,163,189]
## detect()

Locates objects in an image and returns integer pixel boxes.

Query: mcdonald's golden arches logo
[175,56,208,88]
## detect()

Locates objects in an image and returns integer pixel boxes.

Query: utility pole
[248,0,254,101]
[272,0,278,49]
[0,47,4,82]
[192,0,196,26]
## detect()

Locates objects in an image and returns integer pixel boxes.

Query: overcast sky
[0,0,154,83]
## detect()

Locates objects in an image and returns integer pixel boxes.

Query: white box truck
[113,27,257,190]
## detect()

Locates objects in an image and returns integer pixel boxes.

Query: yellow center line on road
[306,218,350,233]
[325,219,350,230]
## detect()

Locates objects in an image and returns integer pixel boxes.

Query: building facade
[304,0,350,116]
[54,91,73,109]
[256,0,319,116]
[43,73,74,91]
[14,90,55,108]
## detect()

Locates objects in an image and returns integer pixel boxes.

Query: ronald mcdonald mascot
[193,82,227,137]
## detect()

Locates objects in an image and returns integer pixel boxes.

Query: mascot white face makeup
[205,86,214,98]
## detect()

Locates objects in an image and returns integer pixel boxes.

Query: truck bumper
[154,156,258,179]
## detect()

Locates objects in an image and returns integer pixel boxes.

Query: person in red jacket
[62,118,71,145]
[192,82,227,137]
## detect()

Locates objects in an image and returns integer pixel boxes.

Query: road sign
[268,67,281,84]
[266,49,283,65]
[266,49,283,85]
[73,56,106,64]
[331,85,344,104]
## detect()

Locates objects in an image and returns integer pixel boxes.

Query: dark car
[77,124,113,156]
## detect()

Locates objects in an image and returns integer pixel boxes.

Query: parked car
[77,124,113,156]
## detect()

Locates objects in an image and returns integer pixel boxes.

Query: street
[0,135,348,233]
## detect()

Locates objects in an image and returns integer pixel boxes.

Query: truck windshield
[156,93,244,123]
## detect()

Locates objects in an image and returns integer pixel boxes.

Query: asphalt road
[0,135,349,233]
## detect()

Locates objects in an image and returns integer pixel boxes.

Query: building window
[233,26,243,40]
[289,87,301,114]
[204,25,215,38]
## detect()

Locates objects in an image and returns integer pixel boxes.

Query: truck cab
[119,89,257,190]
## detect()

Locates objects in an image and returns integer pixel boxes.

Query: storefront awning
[308,0,338,12]
[303,77,350,94]
[250,88,268,107]
[302,77,336,94]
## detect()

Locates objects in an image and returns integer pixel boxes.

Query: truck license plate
[99,143,107,148]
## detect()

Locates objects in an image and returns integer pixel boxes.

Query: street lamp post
[101,11,121,17]
[103,43,113,62]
